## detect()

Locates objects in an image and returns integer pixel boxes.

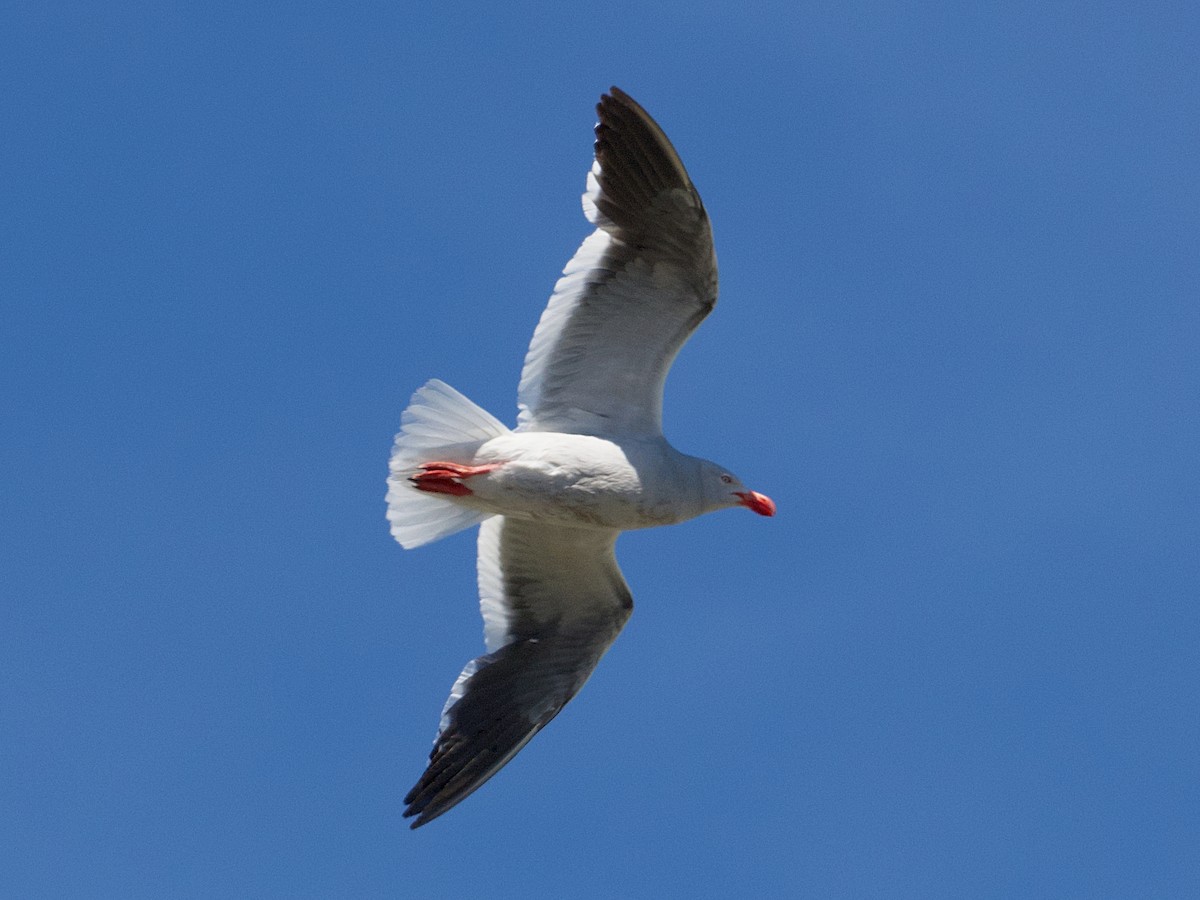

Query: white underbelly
[455,433,684,530]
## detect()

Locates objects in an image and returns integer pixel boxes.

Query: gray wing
[403,517,632,828]
[516,87,718,437]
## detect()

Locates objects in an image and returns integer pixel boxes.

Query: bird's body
[419,430,725,529]
[387,88,773,827]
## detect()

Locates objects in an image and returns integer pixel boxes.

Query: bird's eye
[720,474,733,484]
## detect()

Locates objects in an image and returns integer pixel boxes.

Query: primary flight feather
[387,87,774,828]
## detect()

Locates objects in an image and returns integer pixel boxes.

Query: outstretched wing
[517,87,718,437]
[403,517,632,828]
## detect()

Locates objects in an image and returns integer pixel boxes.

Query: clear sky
[3,2,1198,897]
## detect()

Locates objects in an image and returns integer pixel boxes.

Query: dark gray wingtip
[401,639,562,829]
[592,87,700,234]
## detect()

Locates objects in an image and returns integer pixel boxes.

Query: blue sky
[3,1,1198,897]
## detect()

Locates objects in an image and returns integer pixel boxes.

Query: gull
[387,87,774,828]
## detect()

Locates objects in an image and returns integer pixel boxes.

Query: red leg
[409,461,501,497]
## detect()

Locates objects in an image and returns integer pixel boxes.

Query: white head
[696,458,776,517]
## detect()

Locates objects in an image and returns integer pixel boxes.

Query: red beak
[734,491,776,517]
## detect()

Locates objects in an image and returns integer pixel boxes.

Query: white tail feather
[387,380,510,549]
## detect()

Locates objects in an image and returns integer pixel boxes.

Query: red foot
[409,461,501,497]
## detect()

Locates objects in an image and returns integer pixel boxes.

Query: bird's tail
[386,379,511,549]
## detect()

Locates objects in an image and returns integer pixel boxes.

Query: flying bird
[387,87,775,828]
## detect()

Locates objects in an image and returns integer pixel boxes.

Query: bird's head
[698,460,775,517]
